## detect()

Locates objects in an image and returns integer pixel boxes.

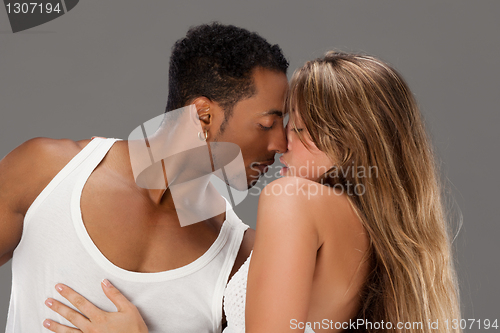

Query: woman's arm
[246,177,321,333]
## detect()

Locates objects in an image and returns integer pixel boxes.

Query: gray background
[0,0,498,330]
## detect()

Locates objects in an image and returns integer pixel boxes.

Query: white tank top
[5,137,250,333]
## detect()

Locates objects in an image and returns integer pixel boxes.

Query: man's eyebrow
[260,109,284,117]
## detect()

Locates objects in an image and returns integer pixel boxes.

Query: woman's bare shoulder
[261,177,364,246]
[261,177,349,214]
[260,177,325,210]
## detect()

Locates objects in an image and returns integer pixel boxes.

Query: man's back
[0,137,254,332]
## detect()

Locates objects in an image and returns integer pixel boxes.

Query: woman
[43,51,462,333]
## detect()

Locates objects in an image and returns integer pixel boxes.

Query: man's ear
[192,97,213,126]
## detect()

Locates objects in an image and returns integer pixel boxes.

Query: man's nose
[269,123,288,154]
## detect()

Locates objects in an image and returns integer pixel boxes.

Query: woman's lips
[279,156,289,176]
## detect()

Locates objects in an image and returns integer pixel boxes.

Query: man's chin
[247,180,257,189]
[245,167,266,188]
[247,176,262,189]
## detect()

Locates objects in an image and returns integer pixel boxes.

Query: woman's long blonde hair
[287,51,461,333]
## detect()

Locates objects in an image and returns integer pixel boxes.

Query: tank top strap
[72,137,121,180]
[23,137,121,225]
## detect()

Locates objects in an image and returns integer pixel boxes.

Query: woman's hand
[43,279,148,333]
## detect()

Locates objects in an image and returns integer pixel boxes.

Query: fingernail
[102,279,112,288]
[43,319,51,328]
[45,299,53,307]
[55,284,63,292]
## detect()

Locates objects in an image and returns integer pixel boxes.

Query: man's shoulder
[4,137,88,161]
[2,137,92,179]
[0,137,92,214]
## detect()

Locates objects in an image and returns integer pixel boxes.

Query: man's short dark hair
[165,22,288,132]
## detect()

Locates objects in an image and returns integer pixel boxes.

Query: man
[0,23,288,332]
